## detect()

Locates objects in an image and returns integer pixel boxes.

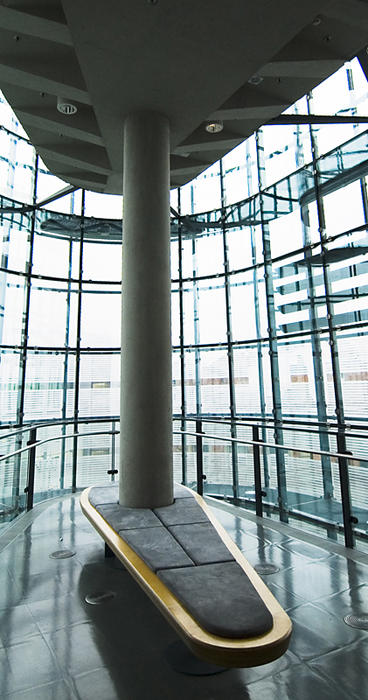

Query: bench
[80,483,292,668]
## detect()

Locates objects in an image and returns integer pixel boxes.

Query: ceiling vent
[57,97,77,115]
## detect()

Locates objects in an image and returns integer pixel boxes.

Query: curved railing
[0,415,367,551]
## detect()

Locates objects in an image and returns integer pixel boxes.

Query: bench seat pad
[158,561,273,638]
[168,522,234,565]
[122,526,195,572]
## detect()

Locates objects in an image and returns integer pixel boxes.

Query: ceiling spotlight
[205,120,223,134]
[57,96,77,115]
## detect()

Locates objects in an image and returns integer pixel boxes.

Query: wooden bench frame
[80,485,292,667]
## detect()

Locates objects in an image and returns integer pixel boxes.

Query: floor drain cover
[85,591,116,605]
[49,549,75,559]
[254,563,279,575]
[344,614,368,630]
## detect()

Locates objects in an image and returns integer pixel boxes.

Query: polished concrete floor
[0,494,367,699]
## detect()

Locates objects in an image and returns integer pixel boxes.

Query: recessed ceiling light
[205,120,223,134]
[57,97,77,115]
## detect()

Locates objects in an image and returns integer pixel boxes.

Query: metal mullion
[13,153,39,509]
[192,236,202,417]
[177,188,187,484]
[250,226,269,488]
[220,160,239,499]
[111,420,116,481]
[60,237,73,489]
[256,129,288,522]
[295,116,333,501]
[245,140,269,488]
[307,94,354,548]
[72,190,85,491]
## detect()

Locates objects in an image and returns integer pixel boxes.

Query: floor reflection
[0,495,367,699]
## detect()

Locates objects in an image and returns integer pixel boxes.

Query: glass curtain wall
[0,59,368,547]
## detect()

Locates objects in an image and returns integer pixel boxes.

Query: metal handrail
[1,426,365,465]
[1,412,367,445]
[0,416,120,442]
[177,416,368,441]
[173,430,368,464]
[0,429,118,463]
[1,418,365,549]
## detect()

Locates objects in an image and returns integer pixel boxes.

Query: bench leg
[104,543,115,558]
[164,640,228,676]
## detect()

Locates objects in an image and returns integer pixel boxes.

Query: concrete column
[120,111,173,508]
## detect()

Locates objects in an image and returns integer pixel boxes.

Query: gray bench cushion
[154,499,208,526]
[97,503,162,531]
[121,526,195,572]
[158,561,273,639]
[169,523,234,565]
[89,485,119,507]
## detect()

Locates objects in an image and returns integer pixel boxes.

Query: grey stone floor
[0,494,367,699]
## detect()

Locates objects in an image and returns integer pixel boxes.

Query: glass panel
[222,142,249,205]
[23,352,73,421]
[199,348,230,414]
[79,353,120,417]
[260,121,311,188]
[0,446,28,529]
[230,271,257,341]
[36,158,73,212]
[172,350,181,414]
[180,236,193,279]
[84,191,122,219]
[171,284,180,347]
[182,282,195,345]
[195,229,224,277]
[0,350,21,424]
[226,225,253,271]
[170,237,179,280]
[33,424,65,502]
[0,272,26,346]
[183,429,197,488]
[278,338,317,419]
[183,349,197,415]
[172,417,183,483]
[233,346,261,416]
[335,330,368,420]
[28,280,68,347]
[284,438,344,535]
[310,62,366,154]
[197,280,227,344]
[236,423,256,500]
[202,425,233,499]
[0,210,30,273]
[2,135,35,204]
[80,284,120,347]
[76,421,113,488]
[348,429,368,543]
[82,241,121,282]
[323,181,365,238]
[32,231,70,278]
[191,162,221,213]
